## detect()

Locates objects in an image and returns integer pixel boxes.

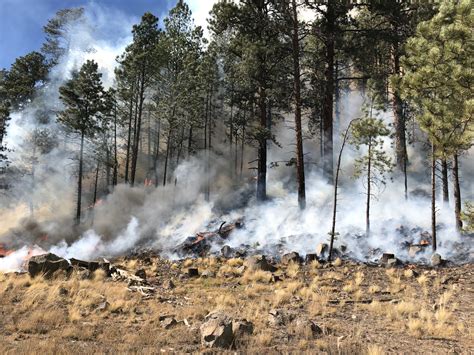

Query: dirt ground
[0,256,472,354]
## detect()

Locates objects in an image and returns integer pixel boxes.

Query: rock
[386,258,400,267]
[281,252,301,265]
[188,268,199,277]
[270,274,282,283]
[431,253,443,267]
[232,319,254,337]
[96,301,109,312]
[268,308,295,326]
[244,255,277,272]
[409,245,424,258]
[305,254,318,264]
[294,318,323,338]
[69,258,110,274]
[200,270,215,278]
[316,243,328,258]
[27,253,71,278]
[380,253,395,263]
[200,311,234,348]
[162,317,178,329]
[221,245,234,258]
[162,279,175,290]
[135,269,147,280]
[200,311,253,349]
[74,267,91,280]
[58,287,68,296]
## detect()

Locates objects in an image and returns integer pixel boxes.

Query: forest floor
[0,255,473,354]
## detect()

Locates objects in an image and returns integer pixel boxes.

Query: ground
[0,256,472,354]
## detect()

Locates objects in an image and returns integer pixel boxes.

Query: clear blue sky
[0,0,176,69]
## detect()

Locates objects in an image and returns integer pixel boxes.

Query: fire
[0,243,13,257]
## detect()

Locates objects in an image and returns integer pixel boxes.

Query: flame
[0,243,13,257]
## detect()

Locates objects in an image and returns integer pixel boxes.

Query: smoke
[1,4,473,274]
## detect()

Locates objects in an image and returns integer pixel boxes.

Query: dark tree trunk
[257,88,267,201]
[291,0,306,210]
[240,125,245,181]
[153,118,161,187]
[124,93,134,184]
[131,70,146,187]
[366,140,372,237]
[442,158,449,203]
[322,1,335,182]
[329,119,354,261]
[431,144,437,251]
[162,128,171,187]
[76,131,85,224]
[392,41,409,179]
[113,104,118,186]
[93,160,100,206]
[453,153,462,232]
[188,125,193,157]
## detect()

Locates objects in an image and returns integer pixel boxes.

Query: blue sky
[0,0,178,69]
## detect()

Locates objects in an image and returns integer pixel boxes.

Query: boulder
[244,255,277,272]
[162,317,178,329]
[305,254,318,264]
[200,311,234,349]
[316,243,328,258]
[135,269,147,280]
[281,252,301,265]
[27,253,70,278]
[294,318,323,338]
[162,279,175,290]
[200,311,253,349]
[69,258,110,274]
[268,308,296,326]
[221,245,234,258]
[188,268,199,277]
[201,270,216,278]
[431,253,443,267]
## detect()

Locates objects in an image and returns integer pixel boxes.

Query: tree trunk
[366,140,372,237]
[124,93,134,184]
[76,131,85,224]
[131,69,146,187]
[162,128,171,187]
[442,158,449,203]
[291,0,306,210]
[240,125,245,181]
[431,144,437,251]
[322,1,335,182]
[392,41,408,178]
[257,88,267,201]
[329,119,354,261]
[153,118,161,187]
[453,153,462,232]
[93,160,100,206]
[113,103,118,186]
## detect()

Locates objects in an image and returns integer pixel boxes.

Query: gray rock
[431,253,443,266]
[200,311,234,348]
[27,253,71,278]
[162,279,175,290]
[244,255,277,272]
[188,268,199,277]
[221,245,234,258]
[135,269,147,280]
[162,317,178,329]
[200,270,216,278]
[316,243,328,258]
[281,252,301,265]
[294,318,323,338]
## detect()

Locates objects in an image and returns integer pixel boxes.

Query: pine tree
[350,101,393,236]
[58,60,108,224]
[399,0,474,238]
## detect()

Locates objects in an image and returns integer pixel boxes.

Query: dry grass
[0,257,471,354]
[286,262,300,278]
[241,269,272,284]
